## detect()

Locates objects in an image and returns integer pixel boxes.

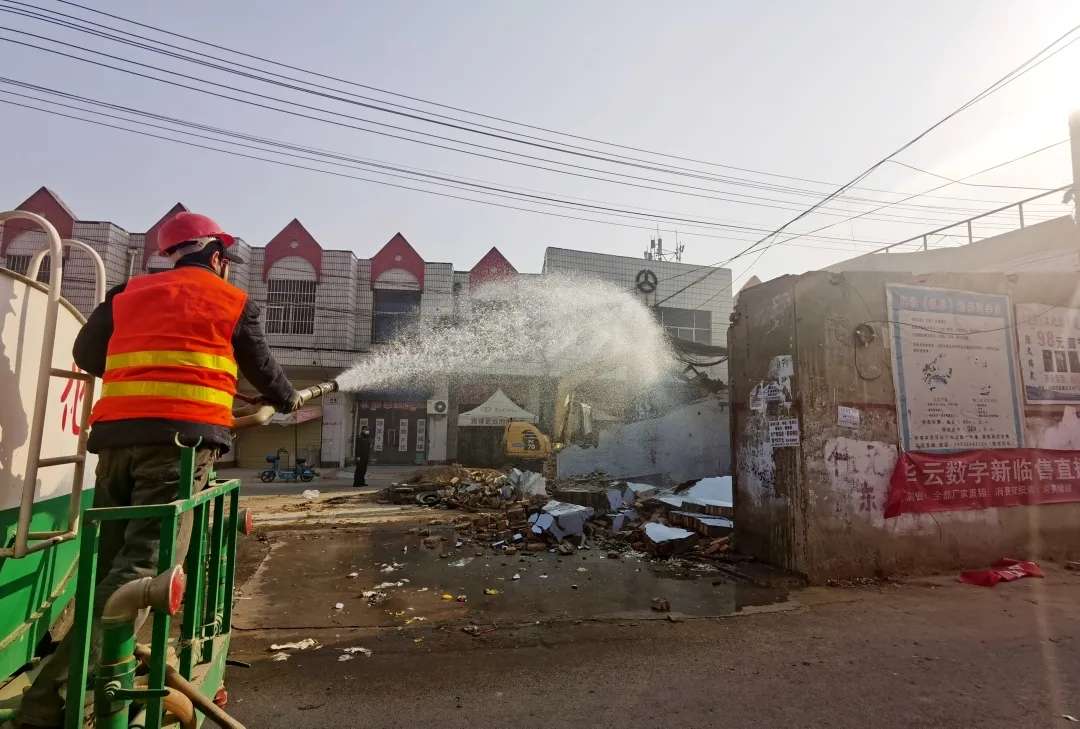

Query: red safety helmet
[157,212,243,263]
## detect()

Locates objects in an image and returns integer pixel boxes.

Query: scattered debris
[346,572,360,578]
[959,558,1044,587]
[511,573,521,580]
[1062,714,1078,722]
[484,587,500,595]
[463,624,497,636]
[449,557,475,568]
[651,597,671,612]
[363,591,389,606]
[441,593,455,601]
[338,654,354,662]
[342,647,373,657]
[300,489,320,501]
[269,639,320,652]
[270,652,290,662]
[1066,562,1080,571]
[333,602,345,610]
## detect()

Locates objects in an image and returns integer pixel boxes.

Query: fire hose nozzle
[232,380,340,430]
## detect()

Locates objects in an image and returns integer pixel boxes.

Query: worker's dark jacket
[74,262,296,453]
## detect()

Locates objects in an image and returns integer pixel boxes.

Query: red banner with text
[885,448,1080,518]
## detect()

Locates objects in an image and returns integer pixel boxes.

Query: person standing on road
[353,425,372,487]
[19,212,301,729]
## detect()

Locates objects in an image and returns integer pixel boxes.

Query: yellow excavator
[501,388,595,473]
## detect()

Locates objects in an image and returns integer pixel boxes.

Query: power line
[0,3,1064,217]
[4,77,1054,250]
[0,22,1052,229]
[0,95,917,254]
[649,20,1080,307]
[36,0,1066,205]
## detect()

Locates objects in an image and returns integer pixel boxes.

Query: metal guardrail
[867,184,1072,255]
[65,446,246,729]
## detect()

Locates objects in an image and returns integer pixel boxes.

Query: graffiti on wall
[824,437,898,525]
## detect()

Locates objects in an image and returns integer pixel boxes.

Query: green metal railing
[64,446,243,729]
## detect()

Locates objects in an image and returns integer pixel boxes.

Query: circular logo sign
[635,268,658,294]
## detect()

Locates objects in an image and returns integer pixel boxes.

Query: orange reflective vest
[90,266,247,428]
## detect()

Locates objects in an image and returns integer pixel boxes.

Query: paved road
[222,522,1080,728]
[218,464,429,496]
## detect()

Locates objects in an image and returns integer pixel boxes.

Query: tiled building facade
[1,187,733,469]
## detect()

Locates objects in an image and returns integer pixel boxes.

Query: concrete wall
[730,269,1080,581]
[557,395,729,483]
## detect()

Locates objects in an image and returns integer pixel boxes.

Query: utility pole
[1071,111,1080,222]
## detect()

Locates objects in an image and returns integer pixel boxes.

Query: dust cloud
[335,276,675,394]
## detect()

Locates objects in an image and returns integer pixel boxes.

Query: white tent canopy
[458,389,538,426]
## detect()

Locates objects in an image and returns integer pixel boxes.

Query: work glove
[278,390,303,414]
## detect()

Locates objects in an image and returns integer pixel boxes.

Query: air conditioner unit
[427,399,448,415]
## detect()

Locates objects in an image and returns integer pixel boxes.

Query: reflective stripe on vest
[90,266,247,428]
[104,349,239,377]
[100,380,236,408]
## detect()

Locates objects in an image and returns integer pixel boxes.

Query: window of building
[4,254,50,283]
[372,290,421,343]
[266,278,316,335]
[657,306,711,344]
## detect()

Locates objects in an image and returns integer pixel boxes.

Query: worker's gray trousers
[19,445,216,727]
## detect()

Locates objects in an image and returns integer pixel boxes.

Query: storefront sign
[886,285,1023,452]
[1015,303,1080,404]
[768,417,800,447]
[885,448,1080,517]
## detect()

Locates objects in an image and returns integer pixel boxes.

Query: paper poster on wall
[416,418,426,452]
[398,419,409,452]
[749,384,765,413]
[768,417,800,447]
[886,285,1023,452]
[837,405,861,429]
[1015,303,1080,404]
[373,418,385,452]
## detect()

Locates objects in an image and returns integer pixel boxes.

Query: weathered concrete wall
[557,396,729,483]
[731,268,1080,581]
[729,276,803,571]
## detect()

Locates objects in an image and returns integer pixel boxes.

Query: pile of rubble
[379,465,546,511]
[543,475,734,560]
[385,465,736,565]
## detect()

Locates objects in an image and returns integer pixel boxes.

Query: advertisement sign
[885,448,1080,517]
[886,285,1023,452]
[768,417,800,447]
[1015,303,1080,404]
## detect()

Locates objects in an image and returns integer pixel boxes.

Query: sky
[0,0,1077,289]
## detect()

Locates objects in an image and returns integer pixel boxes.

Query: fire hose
[232,380,338,430]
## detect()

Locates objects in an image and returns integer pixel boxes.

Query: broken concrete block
[625,482,658,503]
[669,511,734,538]
[643,522,697,556]
[529,500,594,540]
